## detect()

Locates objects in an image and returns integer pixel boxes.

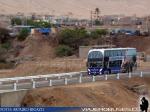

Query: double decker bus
[87,48,137,75]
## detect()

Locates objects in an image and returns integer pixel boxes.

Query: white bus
[87,48,137,75]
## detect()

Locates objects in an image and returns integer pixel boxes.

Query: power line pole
[147,16,150,36]
[90,10,93,27]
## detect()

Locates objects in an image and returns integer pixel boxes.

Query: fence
[0,71,149,92]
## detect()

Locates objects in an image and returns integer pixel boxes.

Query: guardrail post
[129,72,131,78]
[117,73,120,80]
[14,83,17,91]
[16,80,18,83]
[49,80,52,86]
[70,74,72,78]
[79,74,82,83]
[92,76,95,82]
[58,76,61,79]
[105,74,108,80]
[65,78,68,85]
[140,71,143,77]
[32,81,36,89]
[31,79,34,82]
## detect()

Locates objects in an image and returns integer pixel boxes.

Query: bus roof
[88,47,136,53]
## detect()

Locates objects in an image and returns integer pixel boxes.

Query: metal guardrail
[0,71,149,92]
[0,71,87,83]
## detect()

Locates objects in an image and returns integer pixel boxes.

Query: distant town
[0,9,150,37]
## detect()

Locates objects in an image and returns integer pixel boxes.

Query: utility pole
[90,10,93,27]
[147,16,150,36]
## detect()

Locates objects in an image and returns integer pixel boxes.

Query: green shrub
[17,28,30,41]
[91,29,108,39]
[11,18,22,25]
[55,45,73,57]
[1,42,11,50]
[27,19,51,28]
[0,28,9,43]
[59,28,87,49]
[94,19,103,26]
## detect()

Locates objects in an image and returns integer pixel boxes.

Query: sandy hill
[0,0,150,18]
[1,35,150,78]
[112,36,150,54]
[21,77,150,107]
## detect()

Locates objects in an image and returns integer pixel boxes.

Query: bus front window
[89,62,102,68]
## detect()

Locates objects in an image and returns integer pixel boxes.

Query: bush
[11,18,22,25]
[90,29,108,39]
[27,19,51,28]
[55,45,73,57]
[0,28,9,43]
[59,28,87,49]
[17,28,30,41]
[1,42,11,50]
[94,19,103,26]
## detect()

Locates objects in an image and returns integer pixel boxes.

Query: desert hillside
[1,35,150,78]
[22,77,150,107]
[0,0,150,18]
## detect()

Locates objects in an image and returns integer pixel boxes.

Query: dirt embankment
[22,77,150,107]
[0,34,86,78]
[13,34,55,61]
[113,36,150,54]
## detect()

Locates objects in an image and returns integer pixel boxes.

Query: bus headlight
[99,69,103,72]
[99,69,103,74]
[88,69,91,75]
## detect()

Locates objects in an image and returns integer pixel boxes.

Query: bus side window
[109,60,122,67]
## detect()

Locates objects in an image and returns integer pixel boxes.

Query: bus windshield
[88,62,102,68]
[88,51,103,61]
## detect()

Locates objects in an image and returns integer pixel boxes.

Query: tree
[0,28,9,43]
[95,8,100,19]
[59,28,87,49]
[17,28,30,41]
[11,18,22,25]
[27,19,51,28]
[95,19,103,26]
[91,29,108,39]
